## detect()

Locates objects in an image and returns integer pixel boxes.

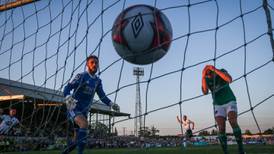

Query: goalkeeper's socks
[218,132,228,154]
[62,143,76,154]
[233,126,244,154]
[77,128,88,154]
[62,129,78,154]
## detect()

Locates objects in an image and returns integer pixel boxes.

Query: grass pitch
[3,145,274,154]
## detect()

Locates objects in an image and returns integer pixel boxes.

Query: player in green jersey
[202,65,245,154]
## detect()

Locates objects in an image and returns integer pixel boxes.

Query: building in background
[0,77,130,137]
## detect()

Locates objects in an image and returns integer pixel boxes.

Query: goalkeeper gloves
[110,102,120,112]
[64,95,77,110]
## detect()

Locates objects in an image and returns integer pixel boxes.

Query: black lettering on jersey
[6,121,12,126]
[71,74,82,84]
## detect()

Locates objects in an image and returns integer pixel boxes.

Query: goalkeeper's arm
[96,80,120,112]
[63,73,83,97]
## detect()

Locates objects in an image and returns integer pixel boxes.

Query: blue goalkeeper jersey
[63,72,111,114]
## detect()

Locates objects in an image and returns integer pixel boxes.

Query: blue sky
[0,0,273,135]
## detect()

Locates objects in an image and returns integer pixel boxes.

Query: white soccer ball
[112,5,173,65]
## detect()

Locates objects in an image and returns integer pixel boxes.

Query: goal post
[0,0,37,12]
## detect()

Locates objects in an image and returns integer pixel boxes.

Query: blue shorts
[67,109,88,121]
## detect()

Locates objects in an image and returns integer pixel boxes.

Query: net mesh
[0,0,273,151]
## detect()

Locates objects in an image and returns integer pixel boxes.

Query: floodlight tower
[133,67,144,137]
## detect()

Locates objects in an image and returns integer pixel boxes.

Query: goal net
[0,0,273,151]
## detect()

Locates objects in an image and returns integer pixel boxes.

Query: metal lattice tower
[133,67,144,137]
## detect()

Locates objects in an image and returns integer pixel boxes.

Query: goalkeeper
[202,65,245,154]
[62,55,119,154]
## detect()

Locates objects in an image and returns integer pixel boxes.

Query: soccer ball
[112,5,173,65]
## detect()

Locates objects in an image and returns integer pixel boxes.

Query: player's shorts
[214,101,237,118]
[0,126,10,135]
[185,129,193,138]
[67,109,88,121]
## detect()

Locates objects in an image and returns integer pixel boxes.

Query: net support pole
[263,0,274,62]
[0,0,37,12]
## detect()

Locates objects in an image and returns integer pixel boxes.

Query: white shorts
[214,101,237,118]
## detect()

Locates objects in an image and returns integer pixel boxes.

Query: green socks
[218,132,228,154]
[233,126,244,154]
[218,126,244,154]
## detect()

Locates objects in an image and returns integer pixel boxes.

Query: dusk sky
[0,0,273,135]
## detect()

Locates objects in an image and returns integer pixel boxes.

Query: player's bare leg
[74,115,88,154]
[228,111,244,154]
[216,116,228,154]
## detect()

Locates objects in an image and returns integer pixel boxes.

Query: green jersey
[205,69,236,105]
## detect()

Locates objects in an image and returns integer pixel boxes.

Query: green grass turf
[3,145,274,154]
